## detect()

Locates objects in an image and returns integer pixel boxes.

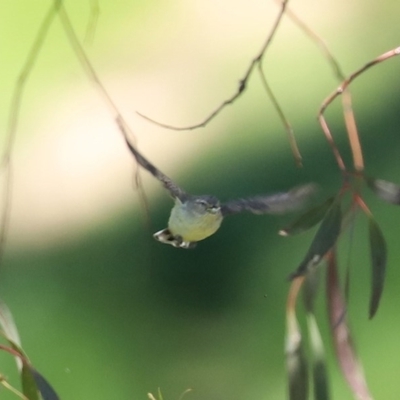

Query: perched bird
[124,138,316,249]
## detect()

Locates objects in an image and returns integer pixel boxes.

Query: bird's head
[190,195,221,215]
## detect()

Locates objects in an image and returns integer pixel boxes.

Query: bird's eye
[196,199,208,206]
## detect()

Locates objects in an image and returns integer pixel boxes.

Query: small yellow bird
[124,138,316,249]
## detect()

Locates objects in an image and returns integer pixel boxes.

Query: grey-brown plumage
[124,138,316,248]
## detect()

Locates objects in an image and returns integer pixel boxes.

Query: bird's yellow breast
[168,203,223,242]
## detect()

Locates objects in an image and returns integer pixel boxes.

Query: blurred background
[1,0,400,399]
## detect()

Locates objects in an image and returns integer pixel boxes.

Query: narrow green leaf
[286,313,308,400]
[366,177,400,205]
[0,300,27,372]
[21,365,40,400]
[30,368,60,400]
[368,217,387,319]
[0,300,22,347]
[279,197,334,236]
[303,269,320,313]
[290,201,342,279]
[178,388,193,400]
[307,314,330,400]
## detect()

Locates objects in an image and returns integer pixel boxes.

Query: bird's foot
[153,229,197,249]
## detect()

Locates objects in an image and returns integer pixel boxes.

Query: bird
[124,138,316,249]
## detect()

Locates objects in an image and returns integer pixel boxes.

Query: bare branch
[277,0,345,81]
[257,65,302,167]
[319,46,400,171]
[56,3,133,142]
[0,1,61,268]
[84,0,101,45]
[55,3,154,227]
[275,0,348,171]
[136,0,290,131]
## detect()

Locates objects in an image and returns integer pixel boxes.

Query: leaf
[0,300,22,347]
[286,305,308,400]
[289,201,342,279]
[303,269,321,313]
[21,365,40,400]
[327,251,373,400]
[30,368,60,400]
[368,217,387,319]
[285,278,309,400]
[307,314,330,400]
[279,197,334,236]
[0,300,26,371]
[366,177,400,205]
[178,388,193,400]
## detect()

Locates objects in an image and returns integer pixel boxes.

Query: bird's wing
[221,184,317,216]
[125,138,187,201]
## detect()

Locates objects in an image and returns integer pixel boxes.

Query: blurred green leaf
[307,314,330,400]
[286,311,308,400]
[327,251,373,400]
[0,300,59,399]
[290,201,342,278]
[279,197,334,236]
[368,217,387,319]
[0,300,24,370]
[22,365,40,400]
[0,300,22,347]
[31,368,60,400]
[366,177,400,205]
[303,269,321,313]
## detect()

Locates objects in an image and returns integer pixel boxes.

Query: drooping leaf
[178,388,193,400]
[286,314,308,400]
[368,217,387,319]
[0,300,27,372]
[289,201,342,279]
[366,177,400,205]
[21,365,40,400]
[327,251,373,400]
[303,269,321,313]
[30,368,60,400]
[307,314,330,400]
[286,279,309,400]
[0,300,22,347]
[279,197,334,236]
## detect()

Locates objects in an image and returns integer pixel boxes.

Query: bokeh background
[1,1,400,399]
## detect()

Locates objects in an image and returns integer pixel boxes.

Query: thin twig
[277,0,345,81]
[0,376,28,400]
[136,0,290,131]
[257,65,302,167]
[276,0,347,171]
[342,90,364,171]
[318,46,400,171]
[0,1,61,268]
[286,275,305,317]
[84,0,100,45]
[55,2,152,225]
[317,113,347,171]
[319,46,400,119]
[56,3,131,139]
